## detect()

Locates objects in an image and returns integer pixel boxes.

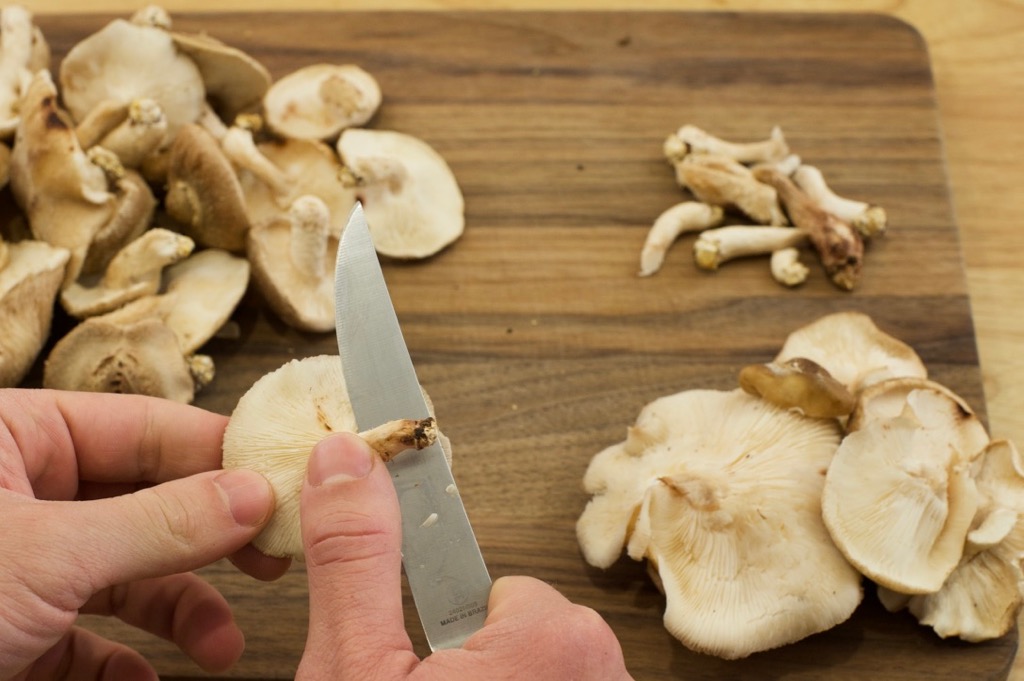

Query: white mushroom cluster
[577,312,1024,658]
[0,5,466,398]
[639,125,887,291]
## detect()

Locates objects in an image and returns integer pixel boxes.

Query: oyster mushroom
[247,195,336,332]
[222,354,448,559]
[775,312,927,394]
[822,383,989,594]
[337,128,465,258]
[638,201,723,276]
[878,439,1024,642]
[60,228,194,318]
[0,237,69,387]
[576,388,860,659]
[263,63,381,141]
[0,5,49,139]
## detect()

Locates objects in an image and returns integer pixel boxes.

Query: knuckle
[304,509,395,569]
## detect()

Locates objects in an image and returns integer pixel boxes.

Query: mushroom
[753,167,865,290]
[669,153,788,226]
[877,439,1024,642]
[58,17,205,143]
[263,63,381,141]
[774,311,927,394]
[638,201,723,276]
[668,124,790,164]
[769,246,809,287]
[337,128,465,258]
[75,98,168,169]
[221,354,448,559]
[247,194,336,332]
[793,164,887,238]
[821,382,990,594]
[576,388,860,659]
[692,225,806,271]
[0,237,69,387]
[738,357,856,419]
[60,228,194,318]
[0,5,49,139]
[9,70,116,286]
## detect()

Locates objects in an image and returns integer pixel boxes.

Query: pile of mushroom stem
[578,312,1023,658]
[640,125,886,290]
[0,4,467,399]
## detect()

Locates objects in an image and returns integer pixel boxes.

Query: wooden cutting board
[33,10,1015,680]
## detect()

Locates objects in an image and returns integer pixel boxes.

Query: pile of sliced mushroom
[640,125,886,290]
[0,5,466,399]
[577,311,1023,658]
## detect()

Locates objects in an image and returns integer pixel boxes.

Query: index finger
[1,389,229,498]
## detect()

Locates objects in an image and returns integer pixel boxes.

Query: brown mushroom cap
[81,163,158,276]
[337,128,464,259]
[165,123,251,251]
[170,31,271,121]
[0,240,70,387]
[263,63,381,141]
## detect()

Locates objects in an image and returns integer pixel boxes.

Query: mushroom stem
[86,146,126,183]
[753,167,864,291]
[197,101,229,140]
[672,154,788,226]
[287,195,331,278]
[672,124,790,164]
[221,124,292,200]
[359,417,438,462]
[101,227,194,289]
[97,98,168,168]
[793,164,888,238]
[130,4,173,29]
[693,225,806,270]
[639,202,724,277]
[75,99,130,149]
[770,247,809,287]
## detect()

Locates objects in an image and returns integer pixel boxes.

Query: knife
[334,202,492,651]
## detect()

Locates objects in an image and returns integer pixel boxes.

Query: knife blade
[334,202,491,651]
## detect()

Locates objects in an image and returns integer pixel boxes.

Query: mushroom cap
[775,312,927,393]
[81,168,158,276]
[43,316,195,402]
[237,137,356,236]
[263,63,381,141]
[247,197,337,333]
[821,383,989,593]
[577,388,859,659]
[59,19,205,139]
[878,439,1024,642]
[170,30,271,121]
[165,123,251,251]
[337,128,464,259]
[0,240,70,387]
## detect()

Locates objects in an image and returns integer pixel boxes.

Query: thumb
[298,433,416,679]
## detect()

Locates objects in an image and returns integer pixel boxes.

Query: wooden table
[18,0,1024,679]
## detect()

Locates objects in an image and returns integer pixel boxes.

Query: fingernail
[308,433,374,487]
[215,469,273,527]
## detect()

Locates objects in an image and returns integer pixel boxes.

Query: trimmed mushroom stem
[75,99,130,149]
[673,124,790,164]
[639,201,724,276]
[753,167,864,291]
[693,225,806,270]
[101,228,194,289]
[752,153,802,178]
[189,354,215,390]
[86,146,126,183]
[130,5,173,29]
[360,417,438,462]
[770,247,809,287]
[98,98,168,168]
[221,124,292,199]
[197,101,229,140]
[673,154,788,226]
[793,164,887,238]
[287,195,331,279]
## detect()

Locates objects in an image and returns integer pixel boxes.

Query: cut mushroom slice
[263,64,382,141]
[738,357,856,419]
[577,388,859,659]
[0,239,70,387]
[878,439,1024,642]
[58,17,205,142]
[337,128,465,258]
[638,201,723,276]
[43,316,197,403]
[60,228,194,319]
[821,392,986,593]
[10,70,116,286]
[775,312,927,394]
[222,355,448,559]
[247,195,336,332]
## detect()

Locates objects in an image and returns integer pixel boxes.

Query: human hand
[0,389,284,681]
[296,432,633,680]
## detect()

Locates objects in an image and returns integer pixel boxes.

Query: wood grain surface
[24,8,1016,680]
